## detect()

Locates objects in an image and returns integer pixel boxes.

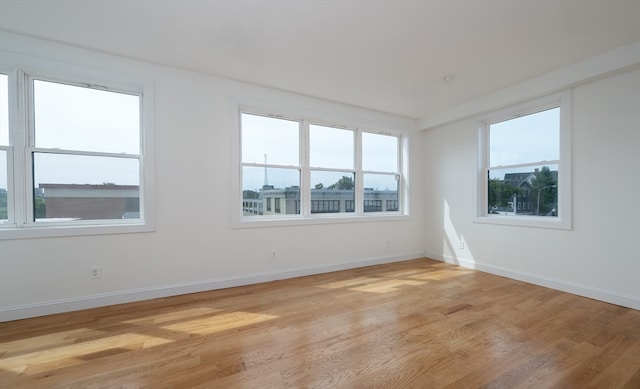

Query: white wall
[0,33,425,321]
[423,66,640,309]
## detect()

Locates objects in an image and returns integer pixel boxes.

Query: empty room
[1,1,639,388]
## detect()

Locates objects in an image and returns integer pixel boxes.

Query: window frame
[0,54,155,240]
[474,91,572,230]
[231,100,409,228]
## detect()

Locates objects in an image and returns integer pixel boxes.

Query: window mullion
[9,69,29,227]
[23,73,37,225]
[488,160,560,171]
[30,147,142,159]
[354,128,363,215]
[397,135,403,213]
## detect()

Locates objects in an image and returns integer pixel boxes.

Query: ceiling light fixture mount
[442,74,456,84]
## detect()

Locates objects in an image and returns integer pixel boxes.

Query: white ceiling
[1,0,639,119]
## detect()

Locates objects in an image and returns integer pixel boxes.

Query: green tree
[0,190,7,219]
[328,176,354,190]
[488,178,519,212]
[314,183,324,189]
[34,197,46,219]
[532,166,557,215]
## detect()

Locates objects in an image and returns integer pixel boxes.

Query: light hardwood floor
[1,258,639,388]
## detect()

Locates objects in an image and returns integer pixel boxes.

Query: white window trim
[473,91,572,230]
[0,52,155,240]
[230,97,410,228]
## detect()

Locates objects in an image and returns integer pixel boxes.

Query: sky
[0,77,141,192]
[241,113,399,192]
[488,107,560,179]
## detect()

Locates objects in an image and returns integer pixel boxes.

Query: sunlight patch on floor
[315,277,380,289]
[122,306,222,325]
[0,332,172,375]
[161,311,278,335]
[410,269,473,281]
[350,279,425,293]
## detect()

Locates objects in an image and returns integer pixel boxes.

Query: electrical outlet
[459,241,465,249]
[91,266,102,279]
[385,240,391,248]
[271,250,277,260]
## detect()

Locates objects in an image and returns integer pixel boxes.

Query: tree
[327,176,354,190]
[488,178,519,212]
[315,183,324,189]
[0,190,7,219]
[34,197,46,219]
[531,166,557,215]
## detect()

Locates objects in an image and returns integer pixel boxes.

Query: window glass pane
[0,74,8,146]
[33,80,140,154]
[362,132,398,172]
[363,173,399,213]
[489,107,559,167]
[488,164,558,217]
[33,153,140,221]
[310,124,353,169]
[0,150,7,221]
[242,166,300,216]
[311,171,355,214]
[241,113,299,166]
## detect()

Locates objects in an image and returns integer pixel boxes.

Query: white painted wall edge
[0,251,426,322]
[425,251,640,311]
[419,40,640,130]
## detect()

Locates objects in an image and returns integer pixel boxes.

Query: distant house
[500,169,558,215]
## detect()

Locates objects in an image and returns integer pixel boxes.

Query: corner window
[362,132,399,213]
[475,91,571,229]
[236,109,406,226]
[0,62,154,239]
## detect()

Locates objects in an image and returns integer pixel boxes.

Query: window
[362,132,399,213]
[236,109,405,226]
[0,74,8,223]
[310,124,355,215]
[0,61,154,239]
[241,113,300,217]
[475,91,571,229]
[311,200,340,213]
[363,200,382,212]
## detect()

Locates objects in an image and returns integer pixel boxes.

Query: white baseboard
[425,250,640,311]
[0,252,424,322]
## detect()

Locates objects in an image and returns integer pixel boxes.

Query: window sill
[473,214,571,230]
[232,213,410,229]
[0,221,154,240]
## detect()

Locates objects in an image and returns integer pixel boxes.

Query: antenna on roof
[264,154,268,187]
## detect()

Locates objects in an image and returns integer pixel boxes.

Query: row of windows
[1,54,568,238]
[238,111,404,223]
[311,200,340,213]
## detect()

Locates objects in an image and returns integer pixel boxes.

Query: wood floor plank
[1,258,639,388]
